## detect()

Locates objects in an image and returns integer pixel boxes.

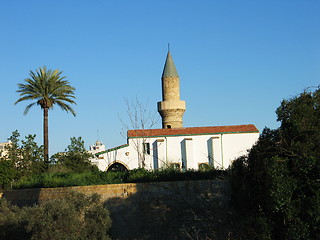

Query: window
[169,163,180,170]
[143,143,150,155]
[199,163,210,171]
[167,125,171,129]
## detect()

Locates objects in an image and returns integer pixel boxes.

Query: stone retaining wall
[2,180,230,239]
[2,180,227,206]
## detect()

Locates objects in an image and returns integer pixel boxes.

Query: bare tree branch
[118,97,160,168]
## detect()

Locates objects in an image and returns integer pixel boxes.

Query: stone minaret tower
[157,51,186,129]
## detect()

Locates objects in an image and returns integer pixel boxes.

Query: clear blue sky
[1,0,319,155]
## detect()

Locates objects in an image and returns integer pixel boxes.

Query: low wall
[2,180,227,206]
[3,182,140,206]
[2,180,230,240]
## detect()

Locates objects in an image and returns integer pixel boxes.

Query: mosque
[89,51,259,171]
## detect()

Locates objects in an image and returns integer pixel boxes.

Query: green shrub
[98,171,128,184]
[0,192,111,240]
[0,159,16,189]
[126,168,154,182]
[229,87,320,239]
[12,167,227,189]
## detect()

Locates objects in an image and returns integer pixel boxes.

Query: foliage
[15,66,76,163]
[13,167,227,189]
[0,130,45,188]
[229,87,320,239]
[0,159,15,188]
[51,137,95,172]
[20,134,46,176]
[14,172,98,189]
[5,130,21,165]
[0,191,111,240]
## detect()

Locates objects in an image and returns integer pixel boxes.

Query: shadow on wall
[1,180,232,240]
[104,180,231,240]
[2,188,41,206]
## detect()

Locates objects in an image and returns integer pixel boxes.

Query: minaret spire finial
[158,49,186,129]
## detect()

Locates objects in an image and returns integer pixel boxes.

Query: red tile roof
[128,124,259,138]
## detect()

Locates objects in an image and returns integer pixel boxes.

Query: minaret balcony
[157,100,186,111]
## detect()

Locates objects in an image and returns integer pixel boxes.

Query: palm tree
[15,66,76,164]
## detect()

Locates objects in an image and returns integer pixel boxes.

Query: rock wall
[2,180,230,240]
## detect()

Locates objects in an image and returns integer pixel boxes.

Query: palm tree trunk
[43,107,49,164]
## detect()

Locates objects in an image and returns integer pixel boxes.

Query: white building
[89,124,259,171]
[89,51,259,171]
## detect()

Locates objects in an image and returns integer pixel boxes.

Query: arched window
[107,162,128,172]
[198,163,210,171]
[169,163,181,170]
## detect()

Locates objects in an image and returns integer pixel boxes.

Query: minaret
[157,50,186,129]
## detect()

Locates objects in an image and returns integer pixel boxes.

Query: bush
[0,191,111,240]
[12,167,227,189]
[229,87,320,239]
[0,159,16,189]
[51,137,96,173]
[14,171,102,189]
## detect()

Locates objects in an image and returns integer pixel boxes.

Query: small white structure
[89,124,259,171]
[89,141,105,153]
[89,50,259,171]
[88,141,106,169]
[0,141,10,158]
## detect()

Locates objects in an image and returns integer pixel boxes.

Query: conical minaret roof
[158,49,186,129]
[162,51,179,78]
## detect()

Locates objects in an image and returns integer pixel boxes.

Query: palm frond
[23,102,37,115]
[15,66,76,114]
[55,100,76,116]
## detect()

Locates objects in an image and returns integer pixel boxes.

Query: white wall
[90,144,139,171]
[91,131,259,171]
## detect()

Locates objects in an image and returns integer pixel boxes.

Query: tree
[52,137,94,172]
[21,134,45,175]
[0,160,15,189]
[5,130,21,167]
[119,98,159,168]
[15,66,76,164]
[0,130,45,185]
[229,87,320,239]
